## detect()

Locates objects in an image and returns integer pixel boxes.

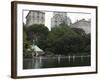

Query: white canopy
[31,45,43,52]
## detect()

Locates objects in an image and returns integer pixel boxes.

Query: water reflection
[23,55,90,69]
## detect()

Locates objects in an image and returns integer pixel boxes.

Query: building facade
[71,19,91,34]
[26,11,45,27]
[51,12,72,28]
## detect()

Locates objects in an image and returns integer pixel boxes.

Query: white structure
[31,45,44,57]
[71,19,91,34]
[26,11,45,27]
[51,12,72,27]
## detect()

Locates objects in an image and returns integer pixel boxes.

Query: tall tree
[26,24,49,50]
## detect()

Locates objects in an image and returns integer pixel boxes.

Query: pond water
[23,56,90,69]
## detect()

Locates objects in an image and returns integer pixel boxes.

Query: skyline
[23,10,91,30]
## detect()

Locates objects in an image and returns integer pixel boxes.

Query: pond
[23,55,91,69]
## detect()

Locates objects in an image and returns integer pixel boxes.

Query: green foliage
[23,26,31,53]
[25,24,49,51]
[27,24,49,41]
[72,28,85,35]
[23,23,91,56]
[45,25,91,55]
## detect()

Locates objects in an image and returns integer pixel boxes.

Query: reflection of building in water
[26,11,45,27]
[71,19,91,34]
[51,12,72,27]
[32,57,43,68]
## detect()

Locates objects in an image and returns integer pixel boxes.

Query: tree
[45,24,81,55]
[71,28,85,35]
[23,23,31,52]
[83,34,91,53]
[24,23,91,56]
[26,24,49,50]
[45,24,91,55]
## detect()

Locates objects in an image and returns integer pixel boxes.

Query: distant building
[71,19,91,34]
[51,12,72,28]
[26,11,45,27]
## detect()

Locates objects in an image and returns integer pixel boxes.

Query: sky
[23,10,91,30]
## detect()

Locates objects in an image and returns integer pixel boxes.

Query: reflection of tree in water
[23,55,90,69]
[31,40,37,57]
